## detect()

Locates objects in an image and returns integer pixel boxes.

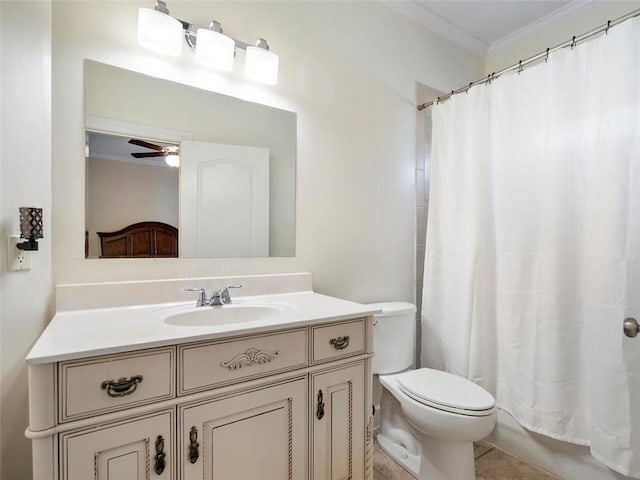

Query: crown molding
[384,0,489,56]
[487,0,604,56]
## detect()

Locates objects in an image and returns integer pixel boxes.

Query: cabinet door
[311,362,365,480]
[180,378,307,480]
[60,409,174,480]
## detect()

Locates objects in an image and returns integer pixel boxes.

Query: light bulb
[244,46,279,85]
[137,8,183,57]
[195,28,235,71]
[165,154,180,168]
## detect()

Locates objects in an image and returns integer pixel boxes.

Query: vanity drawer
[59,347,176,423]
[178,328,307,395]
[311,318,365,364]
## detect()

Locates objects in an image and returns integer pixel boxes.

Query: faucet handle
[183,288,208,307]
[221,285,243,304]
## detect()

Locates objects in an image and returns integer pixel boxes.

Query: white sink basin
[163,302,290,327]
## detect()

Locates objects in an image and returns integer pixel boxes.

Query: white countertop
[26,291,380,365]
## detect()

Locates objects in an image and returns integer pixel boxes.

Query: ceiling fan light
[137,7,183,57]
[165,153,180,168]
[195,28,235,71]
[244,46,279,85]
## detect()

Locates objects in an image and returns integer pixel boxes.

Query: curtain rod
[417,7,640,111]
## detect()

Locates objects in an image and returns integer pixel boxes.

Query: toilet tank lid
[366,302,416,317]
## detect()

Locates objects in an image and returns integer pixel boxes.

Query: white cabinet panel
[180,378,307,480]
[210,402,289,478]
[97,443,142,480]
[312,363,365,480]
[60,410,174,480]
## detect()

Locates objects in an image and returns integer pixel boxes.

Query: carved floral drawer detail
[221,347,280,370]
[178,329,307,395]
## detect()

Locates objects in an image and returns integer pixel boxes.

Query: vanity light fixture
[137,2,183,57]
[137,1,279,85]
[245,39,279,86]
[194,21,235,72]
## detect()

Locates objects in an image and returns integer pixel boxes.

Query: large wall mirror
[84,60,296,259]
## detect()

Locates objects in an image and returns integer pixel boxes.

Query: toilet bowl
[370,302,496,480]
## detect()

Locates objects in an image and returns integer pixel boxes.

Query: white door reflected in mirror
[180,141,269,257]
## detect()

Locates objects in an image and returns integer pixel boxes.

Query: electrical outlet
[8,235,31,271]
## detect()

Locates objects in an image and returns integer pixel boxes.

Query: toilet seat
[397,368,496,417]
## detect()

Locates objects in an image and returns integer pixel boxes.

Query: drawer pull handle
[188,426,200,464]
[100,375,144,397]
[221,348,279,370]
[329,336,350,350]
[316,390,325,420]
[154,435,166,475]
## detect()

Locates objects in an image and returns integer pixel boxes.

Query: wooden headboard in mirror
[97,221,178,258]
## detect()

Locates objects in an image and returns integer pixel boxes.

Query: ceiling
[385,0,602,56]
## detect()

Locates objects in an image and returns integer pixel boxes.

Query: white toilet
[371,302,496,480]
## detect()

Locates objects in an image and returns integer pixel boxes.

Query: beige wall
[0,2,53,478]
[86,158,179,258]
[485,1,639,73]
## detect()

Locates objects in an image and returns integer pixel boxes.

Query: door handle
[623,317,639,338]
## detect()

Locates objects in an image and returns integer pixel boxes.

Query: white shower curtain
[422,17,640,478]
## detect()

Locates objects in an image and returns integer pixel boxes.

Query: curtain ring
[571,36,577,49]
[485,74,491,85]
[436,96,440,105]
[518,60,523,75]
[466,82,472,94]
[605,20,611,34]
[545,47,550,63]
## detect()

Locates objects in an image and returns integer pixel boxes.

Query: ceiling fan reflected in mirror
[128,138,180,167]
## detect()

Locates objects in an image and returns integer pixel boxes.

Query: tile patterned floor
[373,441,563,480]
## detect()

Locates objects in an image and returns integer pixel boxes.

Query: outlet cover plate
[8,235,31,271]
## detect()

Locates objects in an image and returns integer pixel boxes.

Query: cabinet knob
[154,435,166,475]
[188,426,200,464]
[316,390,325,420]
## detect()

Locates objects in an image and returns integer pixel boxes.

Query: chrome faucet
[210,285,243,305]
[183,288,208,307]
[183,285,243,307]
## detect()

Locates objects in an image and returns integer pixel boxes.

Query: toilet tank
[368,302,417,375]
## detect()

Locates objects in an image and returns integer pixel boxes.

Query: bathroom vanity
[26,274,377,480]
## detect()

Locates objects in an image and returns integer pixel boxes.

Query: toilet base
[418,435,475,480]
[376,433,419,478]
